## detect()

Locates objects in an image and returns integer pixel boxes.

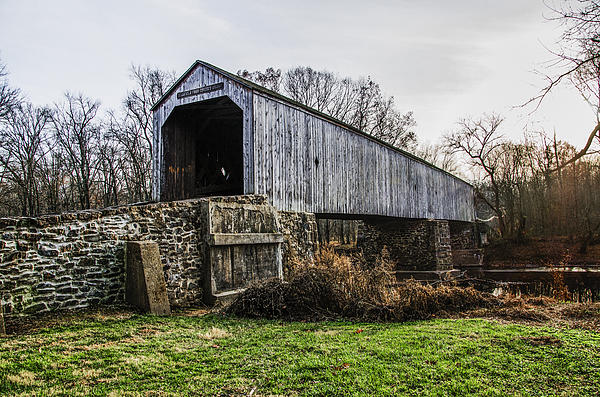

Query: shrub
[227,246,499,321]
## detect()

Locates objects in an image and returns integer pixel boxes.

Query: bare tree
[0,63,178,215]
[97,130,122,207]
[526,0,600,167]
[284,67,340,113]
[444,113,508,236]
[52,93,101,210]
[443,113,600,244]
[415,143,459,173]
[0,103,51,216]
[239,66,417,149]
[237,67,282,92]
[105,111,150,203]
[0,58,21,120]
[38,151,68,214]
[119,65,176,200]
[124,65,176,157]
[368,100,416,149]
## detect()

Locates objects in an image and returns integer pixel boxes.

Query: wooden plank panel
[250,91,474,221]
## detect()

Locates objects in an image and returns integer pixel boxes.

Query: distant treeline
[444,113,600,249]
[0,62,176,216]
[0,59,598,247]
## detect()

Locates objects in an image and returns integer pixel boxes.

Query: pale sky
[0,0,595,148]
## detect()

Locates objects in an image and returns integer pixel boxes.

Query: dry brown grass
[227,246,499,321]
[547,253,572,301]
[464,294,600,331]
[6,370,39,386]
[560,302,600,319]
[198,327,231,340]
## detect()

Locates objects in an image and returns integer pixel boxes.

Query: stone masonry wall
[358,218,452,271]
[0,194,298,317]
[448,220,483,266]
[432,220,452,270]
[277,211,318,277]
[449,221,477,250]
[0,200,208,317]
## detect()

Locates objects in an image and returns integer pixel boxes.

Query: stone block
[125,241,171,315]
[24,302,48,314]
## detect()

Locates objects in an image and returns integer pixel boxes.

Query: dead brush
[390,280,500,321]
[486,292,552,322]
[560,302,600,319]
[548,253,571,301]
[227,246,499,321]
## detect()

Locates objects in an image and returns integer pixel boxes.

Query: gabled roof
[151,60,472,187]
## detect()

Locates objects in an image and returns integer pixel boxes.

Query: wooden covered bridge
[151,60,474,223]
[150,60,480,299]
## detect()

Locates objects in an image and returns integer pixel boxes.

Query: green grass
[1,314,599,396]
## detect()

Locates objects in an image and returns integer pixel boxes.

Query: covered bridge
[151,60,474,222]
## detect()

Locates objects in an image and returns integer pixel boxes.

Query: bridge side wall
[152,63,474,221]
[252,92,474,221]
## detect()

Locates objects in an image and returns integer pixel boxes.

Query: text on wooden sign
[177,82,224,99]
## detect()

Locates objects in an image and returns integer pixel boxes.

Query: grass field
[1,312,600,396]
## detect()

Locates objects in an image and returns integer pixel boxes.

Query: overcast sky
[0,0,595,148]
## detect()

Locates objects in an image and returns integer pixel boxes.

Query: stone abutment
[0,195,475,318]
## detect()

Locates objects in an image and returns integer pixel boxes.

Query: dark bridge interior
[161,96,244,201]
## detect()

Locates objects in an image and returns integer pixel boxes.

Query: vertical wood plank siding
[152,66,254,200]
[252,92,474,221]
[152,62,474,222]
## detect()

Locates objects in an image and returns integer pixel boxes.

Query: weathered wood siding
[252,92,474,221]
[152,61,475,222]
[152,65,254,200]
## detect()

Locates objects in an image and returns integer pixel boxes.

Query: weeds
[549,253,571,301]
[227,246,498,321]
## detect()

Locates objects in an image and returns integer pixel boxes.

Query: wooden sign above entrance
[177,82,224,99]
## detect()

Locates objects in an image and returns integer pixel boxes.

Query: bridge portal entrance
[160,96,244,201]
